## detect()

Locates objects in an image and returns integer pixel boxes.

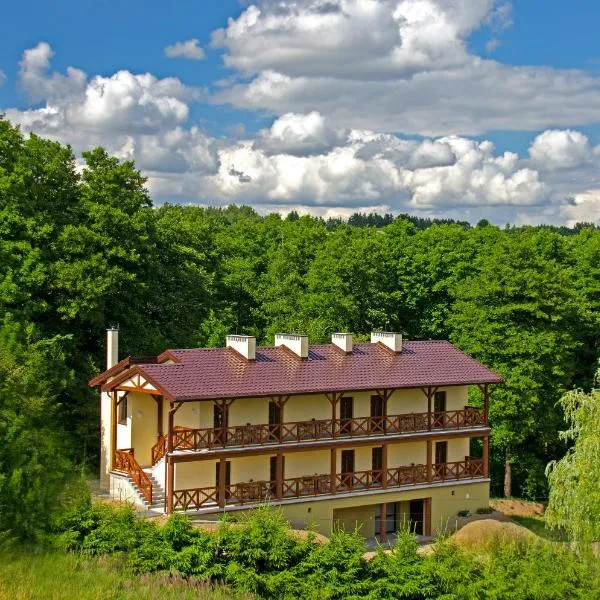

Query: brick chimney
[332,333,353,353]
[371,331,403,353]
[226,335,256,360]
[275,333,309,358]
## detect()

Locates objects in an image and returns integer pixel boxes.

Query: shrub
[475,507,493,514]
[457,510,470,517]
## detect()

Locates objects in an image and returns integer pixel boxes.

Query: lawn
[510,516,570,542]
[0,551,251,600]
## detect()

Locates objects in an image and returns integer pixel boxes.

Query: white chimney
[275,333,309,358]
[371,331,403,353]
[226,334,256,360]
[332,333,353,353]
[106,327,119,369]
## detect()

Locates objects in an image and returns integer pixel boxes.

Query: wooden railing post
[483,384,490,425]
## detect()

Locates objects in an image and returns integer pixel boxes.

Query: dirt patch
[451,518,537,551]
[490,499,545,517]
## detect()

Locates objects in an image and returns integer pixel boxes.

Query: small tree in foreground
[546,371,600,543]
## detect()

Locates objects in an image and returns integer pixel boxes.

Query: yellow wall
[230,398,269,427]
[388,441,426,467]
[333,505,377,536]
[285,394,331,422]
[194,481,489,537]
[231,455,270,483]
[175,460,214,489]
[129,392,160,466]
[285,450,330,478]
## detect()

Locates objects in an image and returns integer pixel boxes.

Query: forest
[0,116,599,543]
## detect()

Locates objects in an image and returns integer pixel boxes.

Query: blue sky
[2,1,600,225]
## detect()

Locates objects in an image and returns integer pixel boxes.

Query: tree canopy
[0,116,599,521]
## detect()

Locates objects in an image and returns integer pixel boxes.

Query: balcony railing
[154,407,486,461]
[113,449,153,504]
[172,458,484,511]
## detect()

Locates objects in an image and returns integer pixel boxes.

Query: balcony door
[213,403,229,446]
[433,391,446,428]
[268,400,282,442]
[372,446,383,485]
[370,395,385,433]
[340,449,355,490]
[339,397,353,435]
[409,499,424,535]
[435,441,448,478]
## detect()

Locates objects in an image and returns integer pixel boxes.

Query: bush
[42,502,600,599]
[475,507,493,514]
[457,510,470,517]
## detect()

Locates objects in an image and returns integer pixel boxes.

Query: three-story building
[90,329,502,538]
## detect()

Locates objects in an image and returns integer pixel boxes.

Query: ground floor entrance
[333,497,432,538]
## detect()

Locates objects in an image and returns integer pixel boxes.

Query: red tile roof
[97,341,502,401]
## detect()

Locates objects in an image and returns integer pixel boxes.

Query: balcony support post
[218,458,227,508]
[330,448,337,494]
[382,443,388,488]
[380,502,388,541]
[483,384,489,425]
[482,435,490,477]
[167,402,183,453]
[326,392,342,439]
[152,394,163,441]
[276,452,284,500]
[426,439,432,483]
[167,457,174,513]
[421,387,435,431]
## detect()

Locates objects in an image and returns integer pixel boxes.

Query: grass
[511,516,570,542]
[0,550,252,600]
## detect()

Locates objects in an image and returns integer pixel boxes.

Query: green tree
[448,230,588,498]
[0,319,74,542]
[546,373,600,543]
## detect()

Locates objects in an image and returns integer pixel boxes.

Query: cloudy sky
[2,0,600,225]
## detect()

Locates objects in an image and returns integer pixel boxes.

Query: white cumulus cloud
[164,38,206,60]
[529,129,592,170]
[212,0,600,136]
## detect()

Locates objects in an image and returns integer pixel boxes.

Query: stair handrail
[114,449,153,504]
[151,434,168,465]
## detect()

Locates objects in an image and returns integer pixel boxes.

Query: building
[89,329,502,538]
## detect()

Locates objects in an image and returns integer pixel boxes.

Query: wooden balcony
[172,458,485,511]
[155,407,486,460]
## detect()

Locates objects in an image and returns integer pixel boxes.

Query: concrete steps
[142,467,166,511]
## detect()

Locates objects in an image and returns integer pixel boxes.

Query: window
[117,396,128,425]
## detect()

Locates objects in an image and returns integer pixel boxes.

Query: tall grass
[0,550,252,600]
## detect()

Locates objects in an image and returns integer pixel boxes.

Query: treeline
[1,118,599,521]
